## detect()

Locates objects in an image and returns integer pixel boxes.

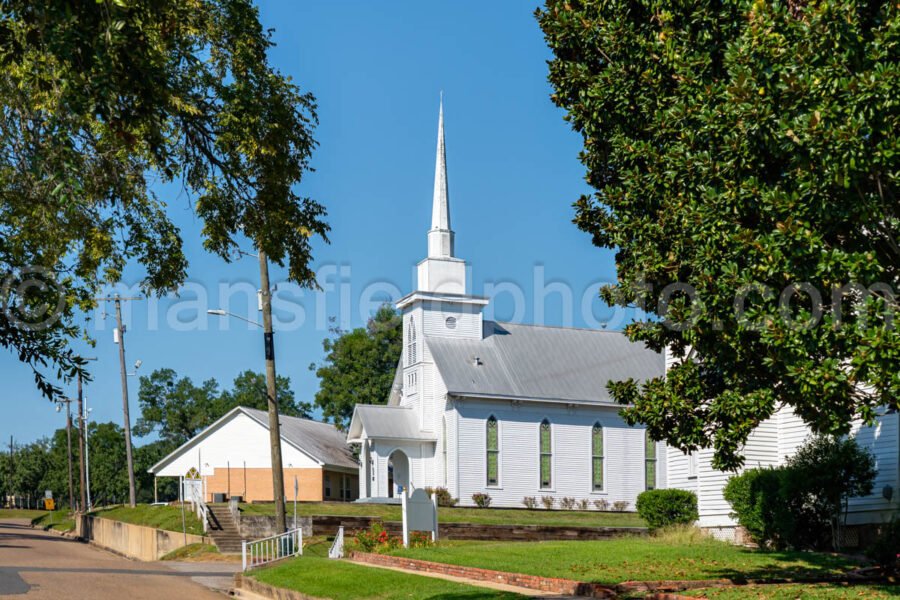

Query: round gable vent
[445,316,457,329]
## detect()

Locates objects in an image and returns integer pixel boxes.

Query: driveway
[0,519,237,598]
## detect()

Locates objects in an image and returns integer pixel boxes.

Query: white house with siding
[346,101,666,508]
[667,403,900,541]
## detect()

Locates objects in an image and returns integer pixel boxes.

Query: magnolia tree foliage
[538,0,900,469]
[0,0,327,399]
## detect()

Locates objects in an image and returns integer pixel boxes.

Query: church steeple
[428,95,455,258]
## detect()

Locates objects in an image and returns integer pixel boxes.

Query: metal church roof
[426,321,664,405]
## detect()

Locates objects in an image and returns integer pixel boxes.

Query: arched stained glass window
[592,423,604,491]
[540,419,552,489]
[486,416,499,486]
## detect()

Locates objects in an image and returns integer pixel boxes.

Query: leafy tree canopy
[312,304,402,429]
[135,367,310,446]
[0,0,327,400]
[538,0,900,469]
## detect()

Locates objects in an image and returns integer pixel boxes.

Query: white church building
[347,102,667,508]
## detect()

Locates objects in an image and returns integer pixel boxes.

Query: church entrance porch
[388,449,410,498]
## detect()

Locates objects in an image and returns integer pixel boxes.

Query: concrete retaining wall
[76,515,212,561]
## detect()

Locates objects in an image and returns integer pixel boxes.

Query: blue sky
[1,1,627,445]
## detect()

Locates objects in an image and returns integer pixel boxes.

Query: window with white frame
[592,423,604,491]
[540,419,552,489]
[688,451,698,479]
[486,415,499,486]
[645,432,657,491]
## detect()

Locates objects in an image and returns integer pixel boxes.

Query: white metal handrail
[242,528,302,571]
[188,485,209,533]
[328,526,344,559]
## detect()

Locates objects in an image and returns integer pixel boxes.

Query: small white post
[241,540,247,571]
[401,491,409,548]
[431,492,439,542]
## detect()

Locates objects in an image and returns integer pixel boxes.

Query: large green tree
[538,0,899,469]
[0,0,327,400]
[312,304,402,429]
[135,368,310,446]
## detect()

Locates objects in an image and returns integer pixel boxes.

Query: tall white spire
[428,94,454,258]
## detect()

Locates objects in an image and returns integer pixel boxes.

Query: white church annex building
[347,102,668,508]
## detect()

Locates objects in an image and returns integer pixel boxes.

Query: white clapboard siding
[422,300,483,340]
[454,399,647,508]
[668,407,899,528]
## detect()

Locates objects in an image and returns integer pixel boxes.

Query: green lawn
[0,508,48,520]
[252,540,524,600]
[31,511,75,532]
[681,583,900,599]
[385,535,861,585]
[240,501,645,528]
[92,504,205,536]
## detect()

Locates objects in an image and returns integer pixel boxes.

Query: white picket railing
[328,526,344,559]
[242,528,302,571]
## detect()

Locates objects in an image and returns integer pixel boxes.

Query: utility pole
[76,358,96,513]
[52,397,74,509]
[77,373,85,511]
[259,250,286,532]
[7,436,12,508]
[96,295,141,507]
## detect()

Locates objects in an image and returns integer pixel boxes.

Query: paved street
[0,519,236,598]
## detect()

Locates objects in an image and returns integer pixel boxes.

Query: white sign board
[401,488,439,547]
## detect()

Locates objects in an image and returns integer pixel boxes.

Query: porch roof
[346,405,436,443]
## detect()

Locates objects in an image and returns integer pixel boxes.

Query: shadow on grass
[702,548,864,583]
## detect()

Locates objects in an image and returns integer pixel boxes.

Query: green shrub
[724,436,877,551]
[424,487,458,507]
[723,467,789,547]
[636,489,698,529]
[866,518,900,572]
[471,492,492,508]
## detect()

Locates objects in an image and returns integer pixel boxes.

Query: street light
[207,309,263,329]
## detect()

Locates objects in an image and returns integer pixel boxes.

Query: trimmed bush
[424,486,458,507]
[635,489,698,529]
[612,500,629,512]
[593,498,610,511]
[560,497,576,510]
[522,496,537,509]
[723,467,788,547]
[471,492,492,508]
[577,499,589,510]
[541,495,555,509]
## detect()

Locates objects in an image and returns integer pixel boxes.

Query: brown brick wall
[204,467,324,502]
